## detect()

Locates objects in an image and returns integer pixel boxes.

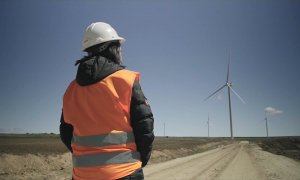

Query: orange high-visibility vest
[63,69,142,180]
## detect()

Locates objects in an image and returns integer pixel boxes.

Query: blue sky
[0,0,299,137]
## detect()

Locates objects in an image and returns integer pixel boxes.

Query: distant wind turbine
[264,112,269,137]
[207,114,210,137]
[204,55,246,139]
[164,122,166,137]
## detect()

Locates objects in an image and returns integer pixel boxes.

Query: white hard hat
[81,22,125,51]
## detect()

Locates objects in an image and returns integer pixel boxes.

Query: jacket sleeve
[59,111,73,152]
[130,79,155,167]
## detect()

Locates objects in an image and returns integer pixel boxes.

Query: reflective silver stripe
[73,151,141,167]
[72,131,135,147]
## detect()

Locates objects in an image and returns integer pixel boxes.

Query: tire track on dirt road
[215,141,264,180]
[144,143,240,180]
[144,141,300,180]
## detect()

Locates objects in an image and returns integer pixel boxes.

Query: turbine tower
[264,112,269,137]
[204,55,246,139]
[207,114,210,137]
[164,122,166,137]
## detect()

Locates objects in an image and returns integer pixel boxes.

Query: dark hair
[86,41,121,63]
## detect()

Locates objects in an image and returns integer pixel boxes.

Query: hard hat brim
[81,37,125,51]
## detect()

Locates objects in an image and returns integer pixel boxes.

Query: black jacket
[60,55,154,167]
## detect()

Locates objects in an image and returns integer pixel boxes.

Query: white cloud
[264,106,283,115]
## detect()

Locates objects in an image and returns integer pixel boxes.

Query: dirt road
[144,141,300,180]
[1,140,300,179]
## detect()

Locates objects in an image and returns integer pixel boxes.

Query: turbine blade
[227,50,231,83]
[203,85,226,102]
[227,61,230,83]
[229,86,246,104]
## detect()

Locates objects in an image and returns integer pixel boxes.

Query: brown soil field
[235,136,300,161]
[0,134,67,155]
[0,134,299,179]
[1,134,299,161]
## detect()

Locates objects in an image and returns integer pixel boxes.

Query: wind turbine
[164,122,166,137]
[264,112,269,137]
[204,56,246,139]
